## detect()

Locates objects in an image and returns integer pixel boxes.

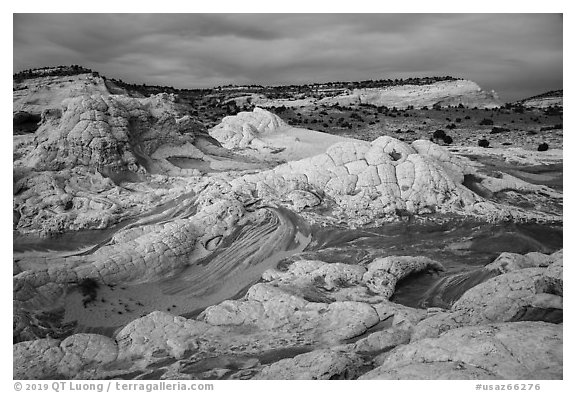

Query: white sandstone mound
[318,80,502,109]
[209,107,363,160]
[209,107,287,149]
[21,93,201,173]
[228,136,494,222]
[225,135,561,223]
[14,92,232,179]
[361,322,562,380]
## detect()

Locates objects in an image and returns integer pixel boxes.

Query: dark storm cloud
[13,13,562,101]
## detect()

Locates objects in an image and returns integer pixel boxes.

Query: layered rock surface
[252,80,502,109]
[14,249,562,380]
[321,80,502,109]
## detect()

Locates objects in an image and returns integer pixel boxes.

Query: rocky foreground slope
[14,249,563,380]
[13,74,562,380]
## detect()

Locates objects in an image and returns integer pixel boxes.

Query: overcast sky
[13,13,562,102]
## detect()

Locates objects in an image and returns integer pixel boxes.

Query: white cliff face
[319,80,502,109]
[13,74,111,115]
[521,96,563,109]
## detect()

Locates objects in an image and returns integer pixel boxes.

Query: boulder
[361,322,562,380]
[254,349,363,380]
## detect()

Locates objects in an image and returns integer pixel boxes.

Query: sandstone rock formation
[14,249,563,380]
[208,107,360,161]
[254,349,363,380]
[517,90,563,109]
[261,256,444,303]
[319,80,502,109]
[209,107,287,150]
[13,71,563,381]
[224,135,557,224]
[412,250,563,341]
[361,322,562,380]
[21,93,198,173]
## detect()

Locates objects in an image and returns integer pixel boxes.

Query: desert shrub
[433,129,446,139]
[447,123,457,130]
[479,118,494,126]
[455,118,462,123]
[478,139,490,148]
[537,143,549,151]
[442,135,453,144]
[465,115,471,120]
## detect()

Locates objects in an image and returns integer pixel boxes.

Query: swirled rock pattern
[412,250,563,341]
[13,250,562,380]
[13,92,229,236]
[14,196,246,309]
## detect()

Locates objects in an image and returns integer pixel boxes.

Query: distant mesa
[316,79,502,109]
[516,90,563,109]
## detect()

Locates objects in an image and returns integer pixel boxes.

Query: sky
[13,13,563,102]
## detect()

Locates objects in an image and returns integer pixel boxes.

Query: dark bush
[447,123,457,130]
[442,135,453,144]
[13,111,42,134]
[455,118,462,123]
[537,143,549,152]
[478,139,490,148]
[433,129,446,139]
[479,118,494,126]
